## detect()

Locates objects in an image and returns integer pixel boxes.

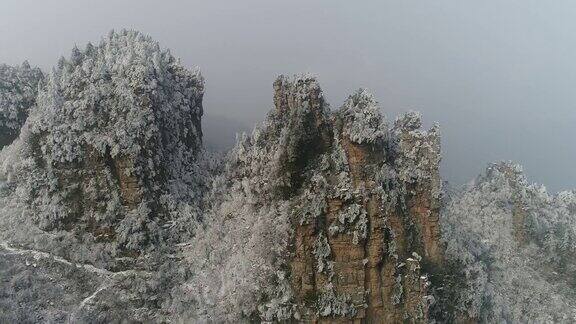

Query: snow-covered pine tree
[0,61,44,147]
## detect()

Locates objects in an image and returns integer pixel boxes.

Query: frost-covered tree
[339,88,387,145]
[0,61,44,147]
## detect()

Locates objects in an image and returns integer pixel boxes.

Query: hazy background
[1,0,574,191]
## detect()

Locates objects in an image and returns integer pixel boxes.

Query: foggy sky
[1,0,574,192]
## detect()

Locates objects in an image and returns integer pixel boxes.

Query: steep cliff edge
[280,76,444,323]
[187,75,448,322]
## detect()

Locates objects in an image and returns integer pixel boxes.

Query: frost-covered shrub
[339,89,387,145]
[392,111,441,187]
[313,233,331,273]
[316,285,357,318]
[328,203,368,244]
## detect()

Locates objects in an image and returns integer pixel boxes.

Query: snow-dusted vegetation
[0,61,44,147]
[0,31,214,321]
[442,162,576,322]
[182,74,329,321]
[0,30,209,260]
[0,30,574,323]
[183,75,441,322]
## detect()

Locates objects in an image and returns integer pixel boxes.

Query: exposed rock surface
[278,76,443,323]
[187,75,447,322]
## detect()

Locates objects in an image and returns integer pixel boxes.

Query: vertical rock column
[275,77,445,322]
[393,113,444,266]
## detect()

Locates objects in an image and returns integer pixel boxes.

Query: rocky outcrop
[487,163,529,245]
[0,30,204,259]
[187,74,446,322]
[277,77,443,322]
[0,62,44,148]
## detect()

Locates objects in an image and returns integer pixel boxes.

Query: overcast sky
[1,0,575,191]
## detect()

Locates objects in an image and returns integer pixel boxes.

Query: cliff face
[187,75,446,322]
[278,77,443,322]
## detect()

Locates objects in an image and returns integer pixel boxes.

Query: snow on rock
[184,75,443,322]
